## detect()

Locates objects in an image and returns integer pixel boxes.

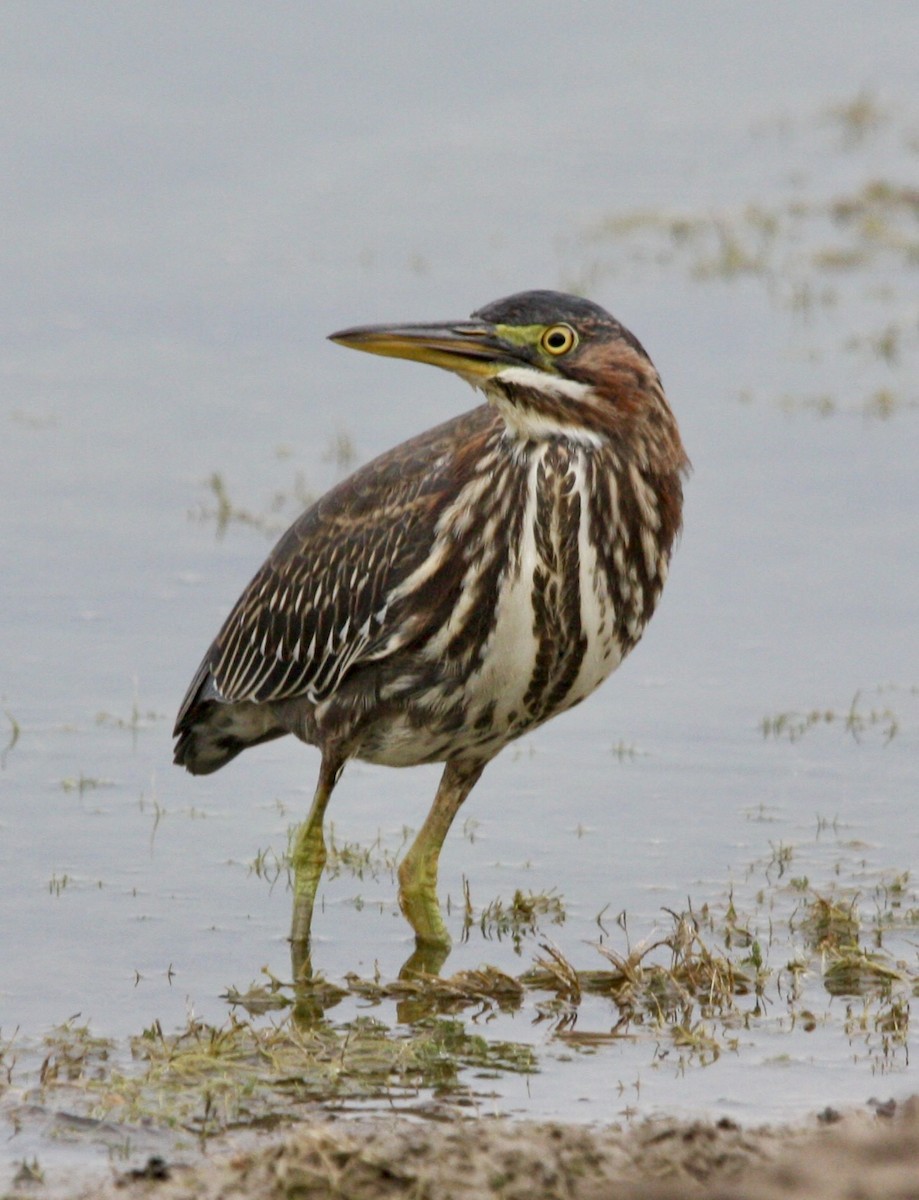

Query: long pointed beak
[328,319,530,381]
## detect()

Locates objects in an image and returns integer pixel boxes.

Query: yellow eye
[540,324,577,356]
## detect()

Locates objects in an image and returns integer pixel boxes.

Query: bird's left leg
[290,750,343,970]
[398,757,486,949]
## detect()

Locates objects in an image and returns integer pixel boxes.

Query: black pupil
[547,329,567,349]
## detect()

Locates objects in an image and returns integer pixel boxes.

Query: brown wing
[174,404,500,732]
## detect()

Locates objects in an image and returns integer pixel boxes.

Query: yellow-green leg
[289,752,342,967]
[398,758,484,949]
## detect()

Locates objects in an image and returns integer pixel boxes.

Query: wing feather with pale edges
[174,405,499,729]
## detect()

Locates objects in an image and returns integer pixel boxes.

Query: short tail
[173,661,287,775]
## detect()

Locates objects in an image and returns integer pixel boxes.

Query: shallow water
[2,3,918,1186]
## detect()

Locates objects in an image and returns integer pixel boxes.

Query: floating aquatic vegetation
[5,842,916,1156]
[760,688,908,743]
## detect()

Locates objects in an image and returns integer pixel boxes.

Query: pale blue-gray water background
[2,0,918,1181]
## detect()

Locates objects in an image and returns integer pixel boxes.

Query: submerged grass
[574,170,919,292]
[8,841,915,1150]
[191,469,316,539]
[476,889,566,949]
[761,686,916,743]
[13,1012,537,1143]
[1,711,20,767]
[190,432,356,540]
[562,92,919,426]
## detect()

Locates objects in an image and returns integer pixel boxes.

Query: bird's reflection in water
[289,925,453,1026]
[286,931,525,1031]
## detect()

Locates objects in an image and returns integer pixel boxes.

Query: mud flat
[56,1098,917,1200]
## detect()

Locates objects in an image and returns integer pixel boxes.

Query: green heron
[174,290,688,960]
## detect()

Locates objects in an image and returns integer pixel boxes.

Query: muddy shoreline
[55,1098,917,1200]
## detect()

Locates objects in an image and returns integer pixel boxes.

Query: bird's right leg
[289,750,343,974]
[398,757,485,951]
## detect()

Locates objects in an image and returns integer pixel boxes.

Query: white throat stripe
[496,366,593,403]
